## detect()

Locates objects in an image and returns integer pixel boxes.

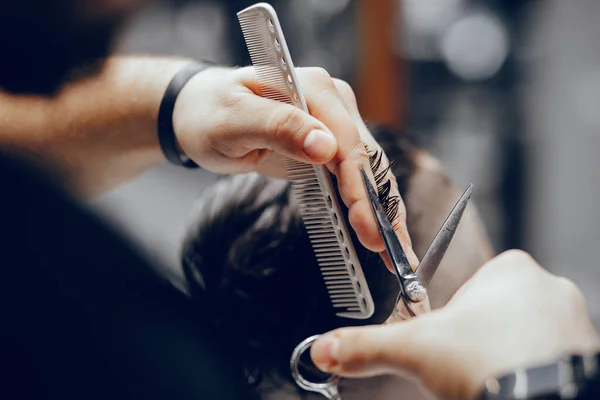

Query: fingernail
[303,130,336,161]
[311,336,340,371]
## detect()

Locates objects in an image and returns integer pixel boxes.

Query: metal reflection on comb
[238,3,374,319]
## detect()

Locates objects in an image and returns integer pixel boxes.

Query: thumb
[310,322,425,379]
[226,94,338,164]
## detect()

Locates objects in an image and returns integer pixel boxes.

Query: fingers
[237,67,380,251]
[208,91,338,164]
[310,322,425,379]
[174,66,337,173]
[332,78,418,267]
[234,66,416,257]
[311,249,599,400]
[293,68,386,252]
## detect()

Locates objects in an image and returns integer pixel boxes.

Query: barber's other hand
[310,250,600,400]
[173,66,417,264]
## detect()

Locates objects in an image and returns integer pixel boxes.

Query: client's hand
[310,250,600,399]
[173,66,418,266]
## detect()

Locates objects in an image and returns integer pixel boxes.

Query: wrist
[110,55,192,117]
[158,61,217,168]
[107,56,193,163]
[171,66,231,168]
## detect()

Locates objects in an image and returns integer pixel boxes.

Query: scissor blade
[360,168,412,280]
[416,184,474,287]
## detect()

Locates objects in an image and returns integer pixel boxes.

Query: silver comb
[238,2,375,319]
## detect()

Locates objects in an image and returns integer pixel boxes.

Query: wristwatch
[479,353,600,399]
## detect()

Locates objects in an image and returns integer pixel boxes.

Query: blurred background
[92,0,600,328]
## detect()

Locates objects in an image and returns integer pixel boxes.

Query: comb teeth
[238,3,374,319]
[287,159,371,316]
[239,11,294,105]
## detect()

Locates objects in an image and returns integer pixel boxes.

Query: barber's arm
[0,56,189,196]
[311,250,600,399]
[0,55,417,261]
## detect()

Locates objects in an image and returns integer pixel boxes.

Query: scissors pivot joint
[406,281,427,302]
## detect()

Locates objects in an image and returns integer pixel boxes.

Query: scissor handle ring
[290,335,339,393]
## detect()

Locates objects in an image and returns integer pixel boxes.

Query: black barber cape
[0,153,255,400]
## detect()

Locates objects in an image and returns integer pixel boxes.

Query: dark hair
[182,125,417,392]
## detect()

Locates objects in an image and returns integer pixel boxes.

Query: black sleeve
[0,154,255,400]
[578,357,600,399]
[479,354,600,400]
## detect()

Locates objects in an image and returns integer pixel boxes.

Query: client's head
[182,175,333,384]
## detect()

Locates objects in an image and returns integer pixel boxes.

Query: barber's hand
[173,66,417,265]
[310,250,600,400]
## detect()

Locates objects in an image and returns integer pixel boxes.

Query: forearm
[0,56,192,197]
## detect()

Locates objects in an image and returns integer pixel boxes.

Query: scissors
[290,168,474,399]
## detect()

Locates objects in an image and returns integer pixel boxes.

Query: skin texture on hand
[0,56,416,263]
[173,65,418,264]
[310,250,600,400]
[338,150,494,400]
[0,56,191,197]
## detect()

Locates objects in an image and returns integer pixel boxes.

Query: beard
[0,0,132,96]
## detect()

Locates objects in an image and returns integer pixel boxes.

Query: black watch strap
[479,353,600,400]
[157,62,212,169]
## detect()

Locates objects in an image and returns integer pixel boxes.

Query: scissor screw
[406,281,427,302]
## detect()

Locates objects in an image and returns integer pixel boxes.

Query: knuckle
[479,249,537,278]
[498,249,535,267]
[266,107,306,144]
[338,331,379,371]
[331,141,369,177]
[308,67,334,86]
[333,79,356,102]
[557,276,577,291]
[354,141,371,164]
[230,66,255,82]
[556,277,587,309]
[233,65,253,75]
